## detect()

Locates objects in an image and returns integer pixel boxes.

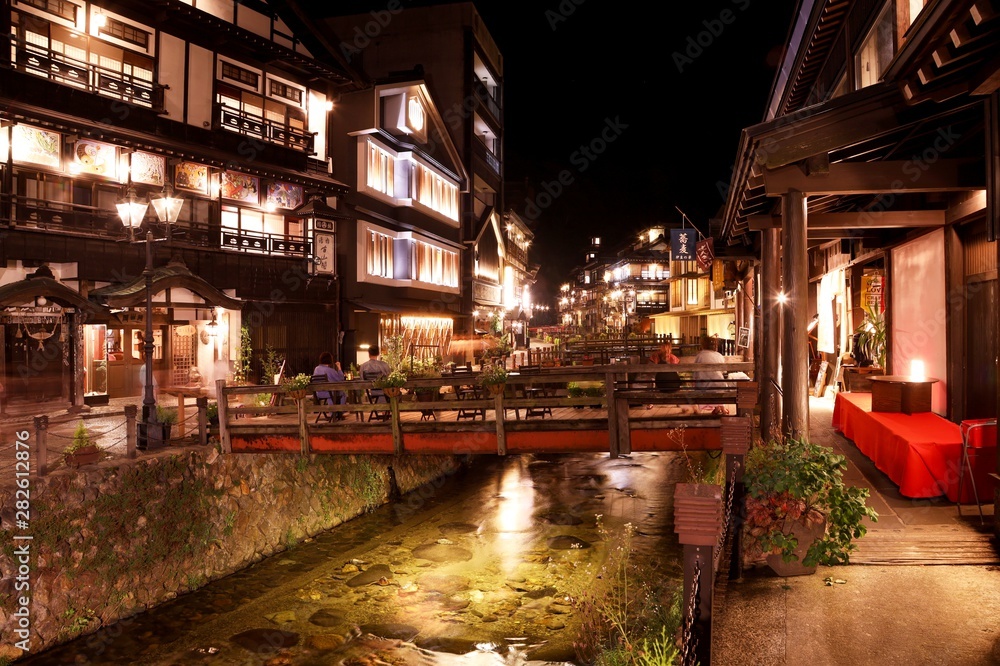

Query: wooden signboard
[812,360,829,397]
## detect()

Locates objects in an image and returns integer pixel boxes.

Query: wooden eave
[778,0,852,116]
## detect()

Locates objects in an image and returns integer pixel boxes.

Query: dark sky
[305,0,800,306]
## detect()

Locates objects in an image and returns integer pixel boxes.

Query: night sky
[306,0,800,308]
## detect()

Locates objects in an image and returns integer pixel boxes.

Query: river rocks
[524,586,558,599]
[547,535,591,550]
[437,594,470,611]
[230,628,300,651]
[540,616,566,630]
[358,623,419,641]
[548,600,573,614]
[265,610,297,624]
[308,608,344,627]
[416,636,481,654]
[539,511,584,525]
[417,573,469,594]
[437,522,479,535]
[412,543,473,562]
[306,633,346,650]
[346,564,393,587]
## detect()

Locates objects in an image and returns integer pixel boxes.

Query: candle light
[910,360,925,380]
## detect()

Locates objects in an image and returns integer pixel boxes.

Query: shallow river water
[23,452,694,666]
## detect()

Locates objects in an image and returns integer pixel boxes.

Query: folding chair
[362,371,391,422]
[311,374,336,423]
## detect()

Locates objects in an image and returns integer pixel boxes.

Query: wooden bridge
[216,363,757,457]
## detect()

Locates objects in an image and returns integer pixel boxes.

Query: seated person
[694,336,733,415]
[360,346,392,403]
[312,351,346,411]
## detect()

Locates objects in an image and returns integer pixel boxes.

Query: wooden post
[494,390,507,456]
[674,483,724,666]
[721,415,752,581]
[196,396,208,447]
[124,404,137,459]
[616,395,631,455]
[389,395,403,455]
[761,227,782,441]
[606,370,620,458]
[297,396,310,456]
[215,379,231,454]
[781,190,810,438]
[33,415,47,477]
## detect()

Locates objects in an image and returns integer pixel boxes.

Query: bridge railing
[214,362,756,457]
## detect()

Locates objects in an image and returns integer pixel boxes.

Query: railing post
[196,396,208,447]
[389,395,403,455]
[722,415,752,581]
[494,389,507,456]
[606,369,620,458]
[297,394,310,456]
[124,404,137,459]
[216,379,231,454]
[674,483,724,666]
[616,392,632,456]
[33,415,47,477]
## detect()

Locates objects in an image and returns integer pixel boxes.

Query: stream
[21,452,695,665]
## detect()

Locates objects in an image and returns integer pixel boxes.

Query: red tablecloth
[833,392,996,502]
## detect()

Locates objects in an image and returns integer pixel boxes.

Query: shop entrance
[1,314,67,406]
[107,326,165,398]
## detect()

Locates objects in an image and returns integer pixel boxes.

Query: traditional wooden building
[330,77,467,367]
[0,0,365,412]
[720,0,999,506]
[321,3,505,336]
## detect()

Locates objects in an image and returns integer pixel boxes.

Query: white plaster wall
[158,33,186,122]
[187,44,214,131]
[891,228,948,415]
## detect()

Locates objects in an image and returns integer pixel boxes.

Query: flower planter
[287,389,308,401]
[144,421,172,449]
[765,514,827,577]
[383,386,403,398]
[64,445,101,468]
[485,383,505,397]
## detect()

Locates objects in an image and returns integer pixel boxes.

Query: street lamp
[116,183,184,449]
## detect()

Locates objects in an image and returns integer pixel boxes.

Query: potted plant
[373,369,408,398]
[64,421,101,467]
[854,304,886,369]
[479,362,508,396]
[282,373,312,401]
[743,435,878,576]
[146,405,179,446]
[206,402,219,426]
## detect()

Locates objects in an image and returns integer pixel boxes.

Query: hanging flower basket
[288,389,308,401]
[383,386,403,399]
[485,382,505,397]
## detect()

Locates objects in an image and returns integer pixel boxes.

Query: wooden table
[870,376,939,415]
[161,386,208,436]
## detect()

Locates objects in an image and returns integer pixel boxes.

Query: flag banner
[671,228,694,260]
[695,237,714,271]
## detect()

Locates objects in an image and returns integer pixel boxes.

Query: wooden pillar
[297,395,310,456]
[743,272,756,364]
[781,190,810,439]
[606,370,620,458]
[494,390,507,456]
[124,404,137,459]
[721,416,752,581]
[673,483,724,666]
[72,312,85,409]
[389,395,402,455]
[760,228,782,441]
[216,379,231,454]
[33,415,47,477]
[197,396,208,447]
[988,90,1000,533]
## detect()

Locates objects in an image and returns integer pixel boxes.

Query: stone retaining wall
[0,447,465,660]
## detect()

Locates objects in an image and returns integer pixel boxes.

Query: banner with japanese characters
[671,228,694,260]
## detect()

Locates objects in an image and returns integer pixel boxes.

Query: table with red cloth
[832,392,997,502]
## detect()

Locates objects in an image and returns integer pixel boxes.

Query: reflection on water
[24,453,692,666]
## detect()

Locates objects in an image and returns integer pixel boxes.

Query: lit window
[366,141,395,197]
[414,162,458,221]
[367,230,394,278]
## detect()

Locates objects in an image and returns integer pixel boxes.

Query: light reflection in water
[494,457,536,576]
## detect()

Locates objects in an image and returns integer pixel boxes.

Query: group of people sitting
[643,336,732,415]
[310,347,393,418]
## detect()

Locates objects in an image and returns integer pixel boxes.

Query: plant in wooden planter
[479,362,508,396]
[206,402,219,426]
[282,373,312,401]
[146,405,179,447]
[373,369,407,398]
[744,435,878,576]
[64,421,101,467]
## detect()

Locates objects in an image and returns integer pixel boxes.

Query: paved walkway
[712,393,1000,665]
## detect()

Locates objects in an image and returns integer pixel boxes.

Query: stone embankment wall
[0,448,465,660]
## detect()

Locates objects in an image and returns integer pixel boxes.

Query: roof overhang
[89,260,243,310]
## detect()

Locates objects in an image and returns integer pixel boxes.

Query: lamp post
[117,183,183,448]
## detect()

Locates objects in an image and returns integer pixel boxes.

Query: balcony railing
[11,37,165,111]
[0,195,312,258]
[221,227,311,256]
[472,138,500,176]
[216,104,315,154]
[472,77,501,122]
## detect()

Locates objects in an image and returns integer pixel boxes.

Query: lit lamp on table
[116,182,184,449]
